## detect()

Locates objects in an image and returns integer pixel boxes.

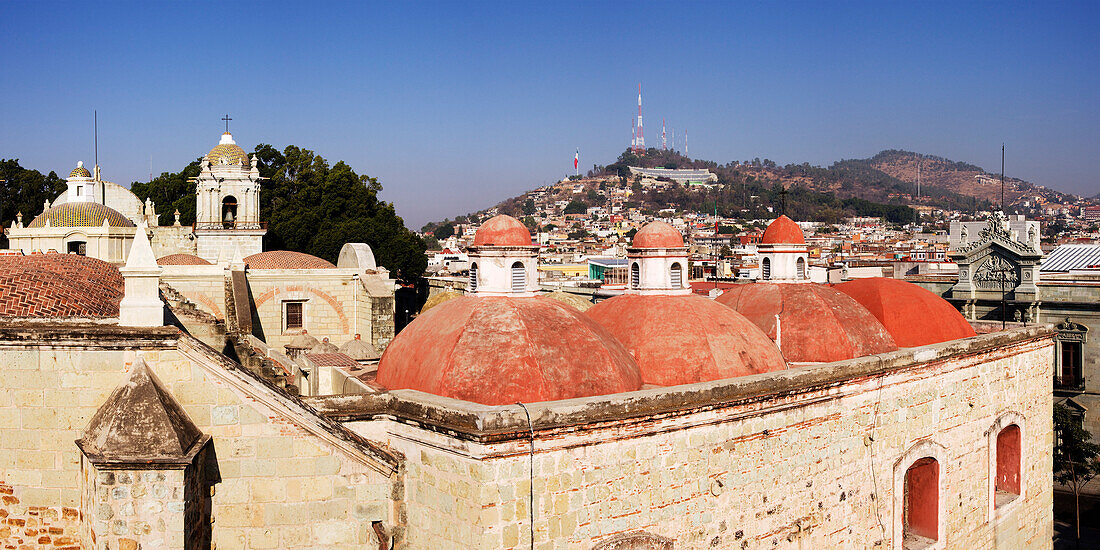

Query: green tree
[522,198,536,215]
[0,159,67,247]
[1054,403,1100,543]
[253,144,427,281]
[563,200,587,215]
[131,159,202,226]
[433,222,455,240]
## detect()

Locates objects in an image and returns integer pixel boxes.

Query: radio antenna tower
[662,119,667,150]
[684,129,688,156]
[632,83,645,154]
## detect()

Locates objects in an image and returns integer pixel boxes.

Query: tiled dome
[244,251,335,269]
[834,277,976,347]
[377,295,642,405]
[69,162,91,179]
[206,133,250,166]
[471,215,532,247]
[717,282,898,363]
[28,202,135,229]
[157,254,212,266]
[587,293,786,386]
[760,215,805,245]
[0,253,124,318]
[631,221,684,248]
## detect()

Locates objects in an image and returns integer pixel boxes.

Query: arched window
[469,263,478,292]
[761,257,771,280]
[630,262,640,289]
[995,424,1021,506]
[222,196,238,228]
[511,261,526,292]
[670,263,682,288]
[796,257,806,279]
[904,457,939,544]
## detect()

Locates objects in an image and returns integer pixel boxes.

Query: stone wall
[337,327,1054,549]
[0,325,398,550]
[151,226,198,259]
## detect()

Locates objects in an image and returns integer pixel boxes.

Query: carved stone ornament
[973,254,1018,290]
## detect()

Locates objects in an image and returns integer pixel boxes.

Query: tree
[563,200,587,215]
[253,144,427,282]
[0,159,67,248]
[719,245,732,257]
[522,198,536,215]
[131,160,202,226]
[1054,403,1100,543]
[433,222,455,240]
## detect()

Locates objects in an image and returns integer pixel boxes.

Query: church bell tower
[194,122,265,262]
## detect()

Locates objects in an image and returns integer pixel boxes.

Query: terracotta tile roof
[28,202,135,228]
[156,253,212,266]
[244,251,335,270]
[0,253,124,318]
[305,353,359,367]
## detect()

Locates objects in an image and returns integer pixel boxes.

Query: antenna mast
[662,119,667,150]
[632,83,645,154]
[1000,143,1005,211]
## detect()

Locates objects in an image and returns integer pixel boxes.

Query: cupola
[834,277,976,347]
[466,215,539,296]
[626,220,690,295]
[586,221,787,386]
[757,215,809,282]
[66,161,96,203]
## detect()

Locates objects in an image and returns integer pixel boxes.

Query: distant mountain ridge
[425,149,1087,229]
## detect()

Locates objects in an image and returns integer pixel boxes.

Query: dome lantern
[626,221,690,295]
[758,215,810,282]
[466,215,539,297]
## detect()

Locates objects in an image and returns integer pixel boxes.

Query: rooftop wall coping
[306,324,1054,443]
[0,323,180,349]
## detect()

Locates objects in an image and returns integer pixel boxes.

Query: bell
[224,209,235,223]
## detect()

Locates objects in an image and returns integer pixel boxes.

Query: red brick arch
[253,285,349,333]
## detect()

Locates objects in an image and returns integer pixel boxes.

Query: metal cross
[222,114,232,133]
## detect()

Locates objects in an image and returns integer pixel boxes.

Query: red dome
[632,221,684,248]
[157,253,212,266]
[472,215,532,247]
[717,283,897,362]
[834,278,976,347]
[586,294,786,386]
[244,251,335,269]
[377,295,642,405]
[0,253,123,318]
[760,215,805,245]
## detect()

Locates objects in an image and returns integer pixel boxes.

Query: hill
[425,148,1086,231]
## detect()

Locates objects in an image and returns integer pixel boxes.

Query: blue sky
[1,1,1096,228]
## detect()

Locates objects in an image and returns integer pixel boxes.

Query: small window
[904,458,939,545]
[995,425,1021,507]
[469,263,478,292]
[797,257,806,279]
[76,186,83,196]
[670,263,682,288]
[1058,341,1083,389]
[67,241,87,255]
[285,301,304,331]
[630,262,640,289]
[511,261,526,292]
[762,257,771,280]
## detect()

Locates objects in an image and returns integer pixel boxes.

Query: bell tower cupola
[193,122,265,263]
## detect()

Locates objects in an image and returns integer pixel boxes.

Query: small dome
[157,254,212,266]
[587,294,786,386]
[377,295,642,405]
[286,331,320,350]
[310,338,340,354]
[69,161,91,179]
[0,253,123,318]
[339,334,381,361]
[760,215,805,245]
[717,283,897,362]
[244,251,335,269]
[206,133,250,166]
[421,290,461,313]
[834,278,976,347]
[472,215,532,247]
[632,221,685,248]
[28,202,136,229]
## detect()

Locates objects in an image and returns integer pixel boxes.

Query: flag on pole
[574,149,579,174]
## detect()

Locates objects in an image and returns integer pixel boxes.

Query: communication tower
[632,83,645,154]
